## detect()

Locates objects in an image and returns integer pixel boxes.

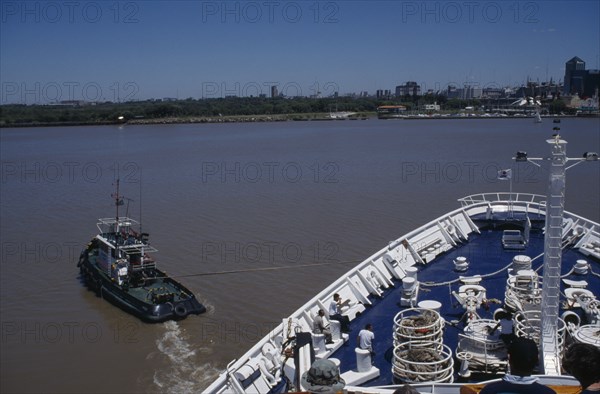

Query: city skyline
[1,1,599,104]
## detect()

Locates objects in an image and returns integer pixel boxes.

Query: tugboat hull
[78,246,206,323]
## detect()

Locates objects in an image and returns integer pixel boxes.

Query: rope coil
[392,308,453,383]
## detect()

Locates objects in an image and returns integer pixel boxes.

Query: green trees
[0,95,580,126]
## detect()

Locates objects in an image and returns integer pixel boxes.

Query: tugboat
[77,181,206,322]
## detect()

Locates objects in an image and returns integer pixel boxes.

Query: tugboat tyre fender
[94,278,102,296]
[77,251,85,267]
[174,304,187,317]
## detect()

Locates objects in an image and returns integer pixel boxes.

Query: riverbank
[126,113,372,125]
[0,113,371,128]
[1,112,593,128]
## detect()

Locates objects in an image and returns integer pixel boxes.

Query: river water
[1,118,598,393]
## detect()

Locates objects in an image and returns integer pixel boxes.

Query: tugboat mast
[113,178,121,231]
[112,179,122,261]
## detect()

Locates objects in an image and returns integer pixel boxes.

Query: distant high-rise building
[461,85,482,99]
[395,82,421,97]
[564,56,586,95]
[482,88,504,99]
[271,85,278,98]
[584,70,600,98]
[376,90,392,99]
[563,56,599,97]
[445,85,460,99]
[566,56,586,72]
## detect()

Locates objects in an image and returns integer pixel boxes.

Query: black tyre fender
[174,304,187,317]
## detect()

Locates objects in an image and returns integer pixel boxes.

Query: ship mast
[540,136,567,375]
[515,134,598,375]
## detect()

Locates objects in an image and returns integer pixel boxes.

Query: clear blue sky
[1,0,599,103]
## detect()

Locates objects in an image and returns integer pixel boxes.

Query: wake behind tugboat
[153,320,222,394]
[77,180,206,322]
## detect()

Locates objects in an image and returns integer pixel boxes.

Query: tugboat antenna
[113,178,121,228]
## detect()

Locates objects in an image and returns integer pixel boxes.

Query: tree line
[0,95,571,127]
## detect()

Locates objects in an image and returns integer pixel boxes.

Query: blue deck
[331,223,600,386]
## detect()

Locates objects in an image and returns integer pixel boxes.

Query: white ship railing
[459,193,599,229]
[458,193,547,209]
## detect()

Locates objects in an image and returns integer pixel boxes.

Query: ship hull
[202,193,599,393]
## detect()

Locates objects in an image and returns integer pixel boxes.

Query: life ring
[174,304,187,317]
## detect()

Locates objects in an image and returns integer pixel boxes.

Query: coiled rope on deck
[395,311,440,338]
[394,347,443,381]
[392,342,454,383]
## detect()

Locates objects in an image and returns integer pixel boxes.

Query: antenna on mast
[139,168,143,237]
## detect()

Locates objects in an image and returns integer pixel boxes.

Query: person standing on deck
[489,310,515,346]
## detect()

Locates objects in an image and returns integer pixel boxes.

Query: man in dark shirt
[479,337,556,394]
[562,343,600,394]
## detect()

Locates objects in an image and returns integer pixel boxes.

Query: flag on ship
[498,169,512,180]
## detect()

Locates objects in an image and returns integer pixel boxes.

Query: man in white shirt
[357,323,375,357]
[329,293,350,333]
